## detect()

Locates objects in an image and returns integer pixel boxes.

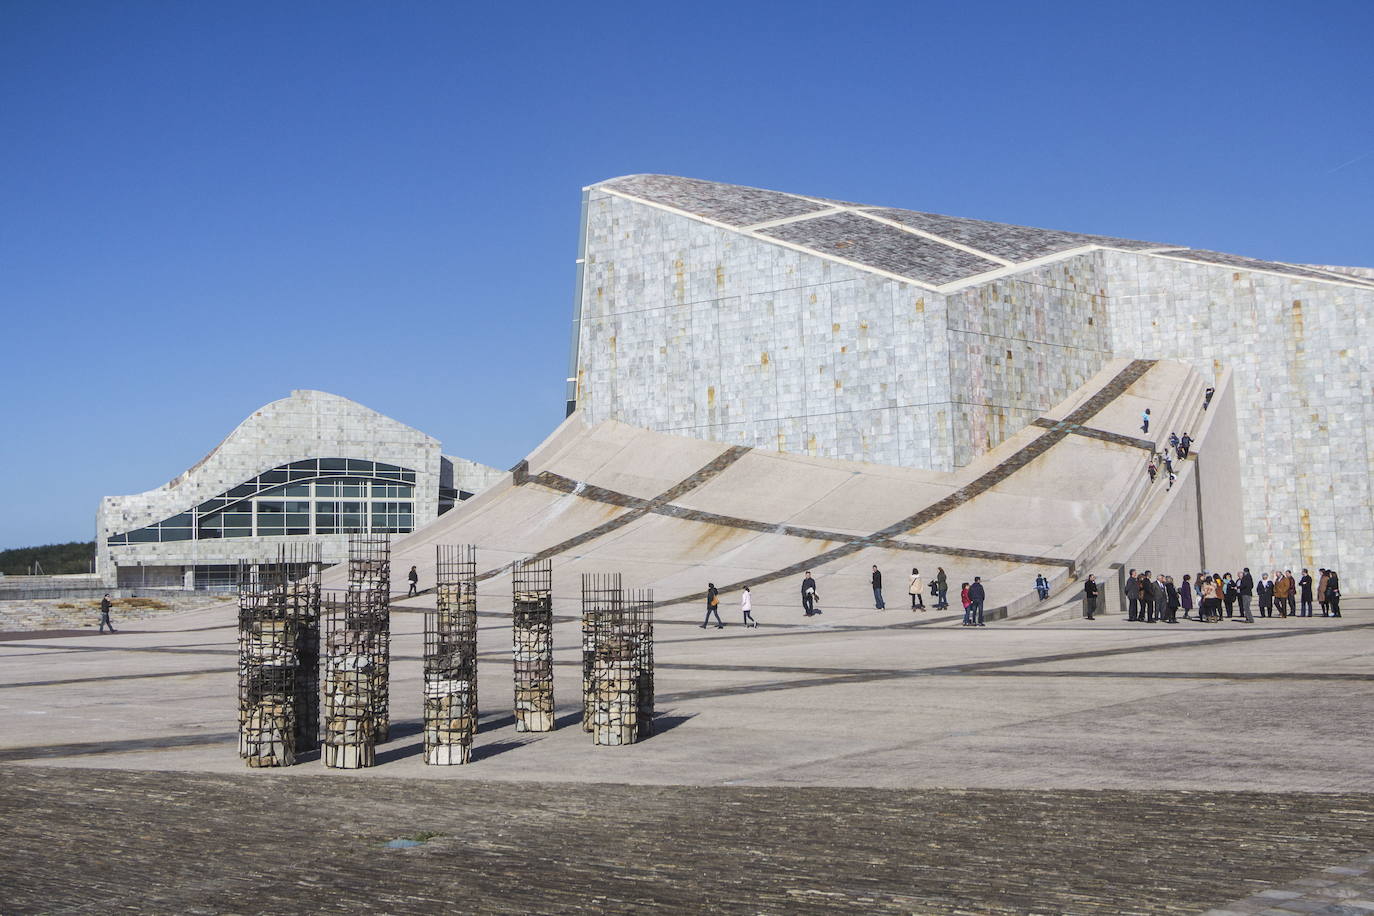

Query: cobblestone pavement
[3,765,1372,915]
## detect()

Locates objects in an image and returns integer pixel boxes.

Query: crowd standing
[1122,566,1341,622]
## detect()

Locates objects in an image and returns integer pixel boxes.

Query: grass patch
[115,597,171,610]
[54,602,78,609]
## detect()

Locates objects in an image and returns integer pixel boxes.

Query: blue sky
[1,0,1371,550]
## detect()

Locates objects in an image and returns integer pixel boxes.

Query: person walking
[935,567,948,609]
[1168,432,1180,451]
[1083,575,1099,620]
[1257,574,1274,618]
[907,568,925,611]
[1178,433,1192,459]
[1124,569,1140,622]
[1317,569,1330,615]
[1325,570,1341,617]
[1273,571,1290,619]
[741,586,758,628]
[801,572,819,617]
[98,593,117,633]
[702,582,724,629]
[960,583,972,626]
[871,565,886,610]
[1035,573,1049,601]
[407,565,419,597]
[1180,574,1194,619]
[1298,569,1313,617]
[1237,568,1254,623]
[1141,408,1151,434]
[1147,460,1157,484]
[968,577,986,627]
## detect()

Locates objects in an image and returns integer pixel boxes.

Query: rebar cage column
[236,544,322,767]
[583,574,654,746]
[512,558,554,732]
[323,534,390,769]
[424,544,478,764]
[581,573,620,733]
[347,534,391,742]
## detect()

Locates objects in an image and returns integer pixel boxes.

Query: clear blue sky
[2,0,1371,550]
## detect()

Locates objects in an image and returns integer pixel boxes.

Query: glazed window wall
[107,459,418,545]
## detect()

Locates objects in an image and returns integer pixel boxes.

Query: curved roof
[591,174,1374,291]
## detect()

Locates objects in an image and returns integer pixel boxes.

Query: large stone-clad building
[568,174,1373,590]
[97,390,502,587]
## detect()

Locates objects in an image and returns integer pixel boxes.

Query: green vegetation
[0,541,96,576]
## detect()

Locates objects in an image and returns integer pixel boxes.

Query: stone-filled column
[322,622,382,768]
[633,591,654,740]
[582,574,655,746]
[236,544,322,767]
[323,534,389,769]
[424,544,478,764]
[345,534,390,743]
[512,558,554,732]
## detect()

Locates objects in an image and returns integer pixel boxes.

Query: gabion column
[323,534,390,768]
[512,558,554,732]
[346,534,391,742]
[583,574,655,746]
[322,620,383,768]
[424,545,478,765]
[632,591,654,740]
[581,574,618,733]
[236,544,322,767]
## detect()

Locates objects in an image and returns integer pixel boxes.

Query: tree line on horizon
[0,541,96,576]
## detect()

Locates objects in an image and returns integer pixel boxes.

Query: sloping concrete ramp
[344,359,1232,623]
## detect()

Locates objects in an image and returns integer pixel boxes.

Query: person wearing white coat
[741,586,758,628]
[908,568,925,611]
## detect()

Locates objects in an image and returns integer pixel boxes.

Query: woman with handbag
[908,567,925,611]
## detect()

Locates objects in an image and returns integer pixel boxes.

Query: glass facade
[108,459,418,545]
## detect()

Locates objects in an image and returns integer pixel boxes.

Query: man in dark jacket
[1083,575,1098,620]
[968,577,986,627]
[1325,570,1341,617]
[1124,569,1140,622]
[1298,569,1314,617]
[871,566,885,610]
[1238,568,1254,623]
[801,572,818,616]
[1153,573,1169,623]
[1164,576,1180,623]
[98,593,117,633]
[407,565,419,597]
[1138,572,1156,623]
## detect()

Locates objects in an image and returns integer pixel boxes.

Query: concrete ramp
[330,358,1236,625]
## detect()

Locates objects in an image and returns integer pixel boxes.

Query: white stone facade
[571,177,1373,592]
[97,390,464,585]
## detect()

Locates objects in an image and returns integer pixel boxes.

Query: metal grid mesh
[582,574,654,746]
[236,544,322,767]
[345,534,390,742]
[424,544,478,765]
[512,558,554,733]
[322,534,390,768]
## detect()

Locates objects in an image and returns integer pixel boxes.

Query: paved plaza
[1,596,1371,913]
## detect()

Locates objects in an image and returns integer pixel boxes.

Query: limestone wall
[577,194,1113,472]
[1105,252,1373,591]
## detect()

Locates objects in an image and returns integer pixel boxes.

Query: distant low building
[96,390,502,588]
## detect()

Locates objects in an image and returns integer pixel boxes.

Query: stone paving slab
[3,766,1373,915]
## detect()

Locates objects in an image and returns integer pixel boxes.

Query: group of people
[1144,431,1194,490]
[1122,566,1343,623]
[699,565,987,629]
